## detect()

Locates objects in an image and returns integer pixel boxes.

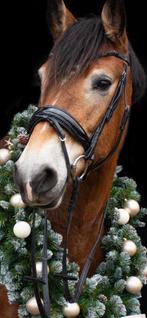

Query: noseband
[28,51,130,317]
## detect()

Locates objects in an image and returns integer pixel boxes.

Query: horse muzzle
[14,162,67,209]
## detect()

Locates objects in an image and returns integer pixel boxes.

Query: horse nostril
[31,167,58,194]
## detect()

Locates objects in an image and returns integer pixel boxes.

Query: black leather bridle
[27,51,130,317]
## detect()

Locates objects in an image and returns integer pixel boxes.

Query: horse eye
[92,78,112,91]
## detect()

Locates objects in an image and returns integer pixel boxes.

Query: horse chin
[31,183,66,210]
[38,195,63,210]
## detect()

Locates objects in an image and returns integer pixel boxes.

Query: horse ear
[47,0,76,41]
[101,0,126,43]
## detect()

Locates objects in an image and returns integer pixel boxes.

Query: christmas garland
[0,105,147,318]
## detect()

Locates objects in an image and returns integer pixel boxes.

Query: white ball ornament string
[13,221,31,239]
[26,296,41,316]
[62,302,80,317]
[126,276,143,294]
[10,193,26,208]
[36,261,49,278]
[0,148,11,165]
[115,208,130,225]
[124,199,140,217]
[123,239,137,256]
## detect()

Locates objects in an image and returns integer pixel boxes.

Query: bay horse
[1,0,146,317]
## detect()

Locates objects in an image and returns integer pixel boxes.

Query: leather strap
[62,178,81,302]
[42,213,50,316]
[85,63,129,159]
[29,106,90,151]
[85,105,130,176]
[30,211,50,318]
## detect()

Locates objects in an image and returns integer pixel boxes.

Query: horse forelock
[47,16,107,84]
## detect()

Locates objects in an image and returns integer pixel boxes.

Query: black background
[2,0,147,313]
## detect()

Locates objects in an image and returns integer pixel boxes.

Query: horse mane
[128,43,147,103]
[48,15,146,104]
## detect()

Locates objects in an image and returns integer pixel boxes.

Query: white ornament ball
[142,265,147,277]
[0,148,11,165]
[116,208,130,225]
[124,199,140,217]
[26,297,40,316]
[13,221,31,239]
[62,302,80,317]
[36,261,49,278]
[123,240,137,256]
[126,276,143,294]
[10,193,26,208]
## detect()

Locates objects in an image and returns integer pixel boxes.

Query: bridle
[30,50,130,180]
[27,51,130,317]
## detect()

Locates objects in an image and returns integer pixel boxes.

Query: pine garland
[0,105,147,318]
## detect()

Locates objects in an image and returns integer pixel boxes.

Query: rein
[28,51,130,317]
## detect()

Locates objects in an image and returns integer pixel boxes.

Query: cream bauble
[142,265,147,277]
[10,193,26,208]
[115,208,130,225]
[62,302,80,317]
[0,148,11,165]
[13,221,31,239]
[123,240,137,256]
[126,276,143,294]
[124,199,140,217]
[26,297,40,315]
[36,261,49,277]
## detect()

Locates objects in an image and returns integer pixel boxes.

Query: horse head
[15,0,145,211]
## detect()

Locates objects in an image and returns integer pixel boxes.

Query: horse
[1,0,146,317]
